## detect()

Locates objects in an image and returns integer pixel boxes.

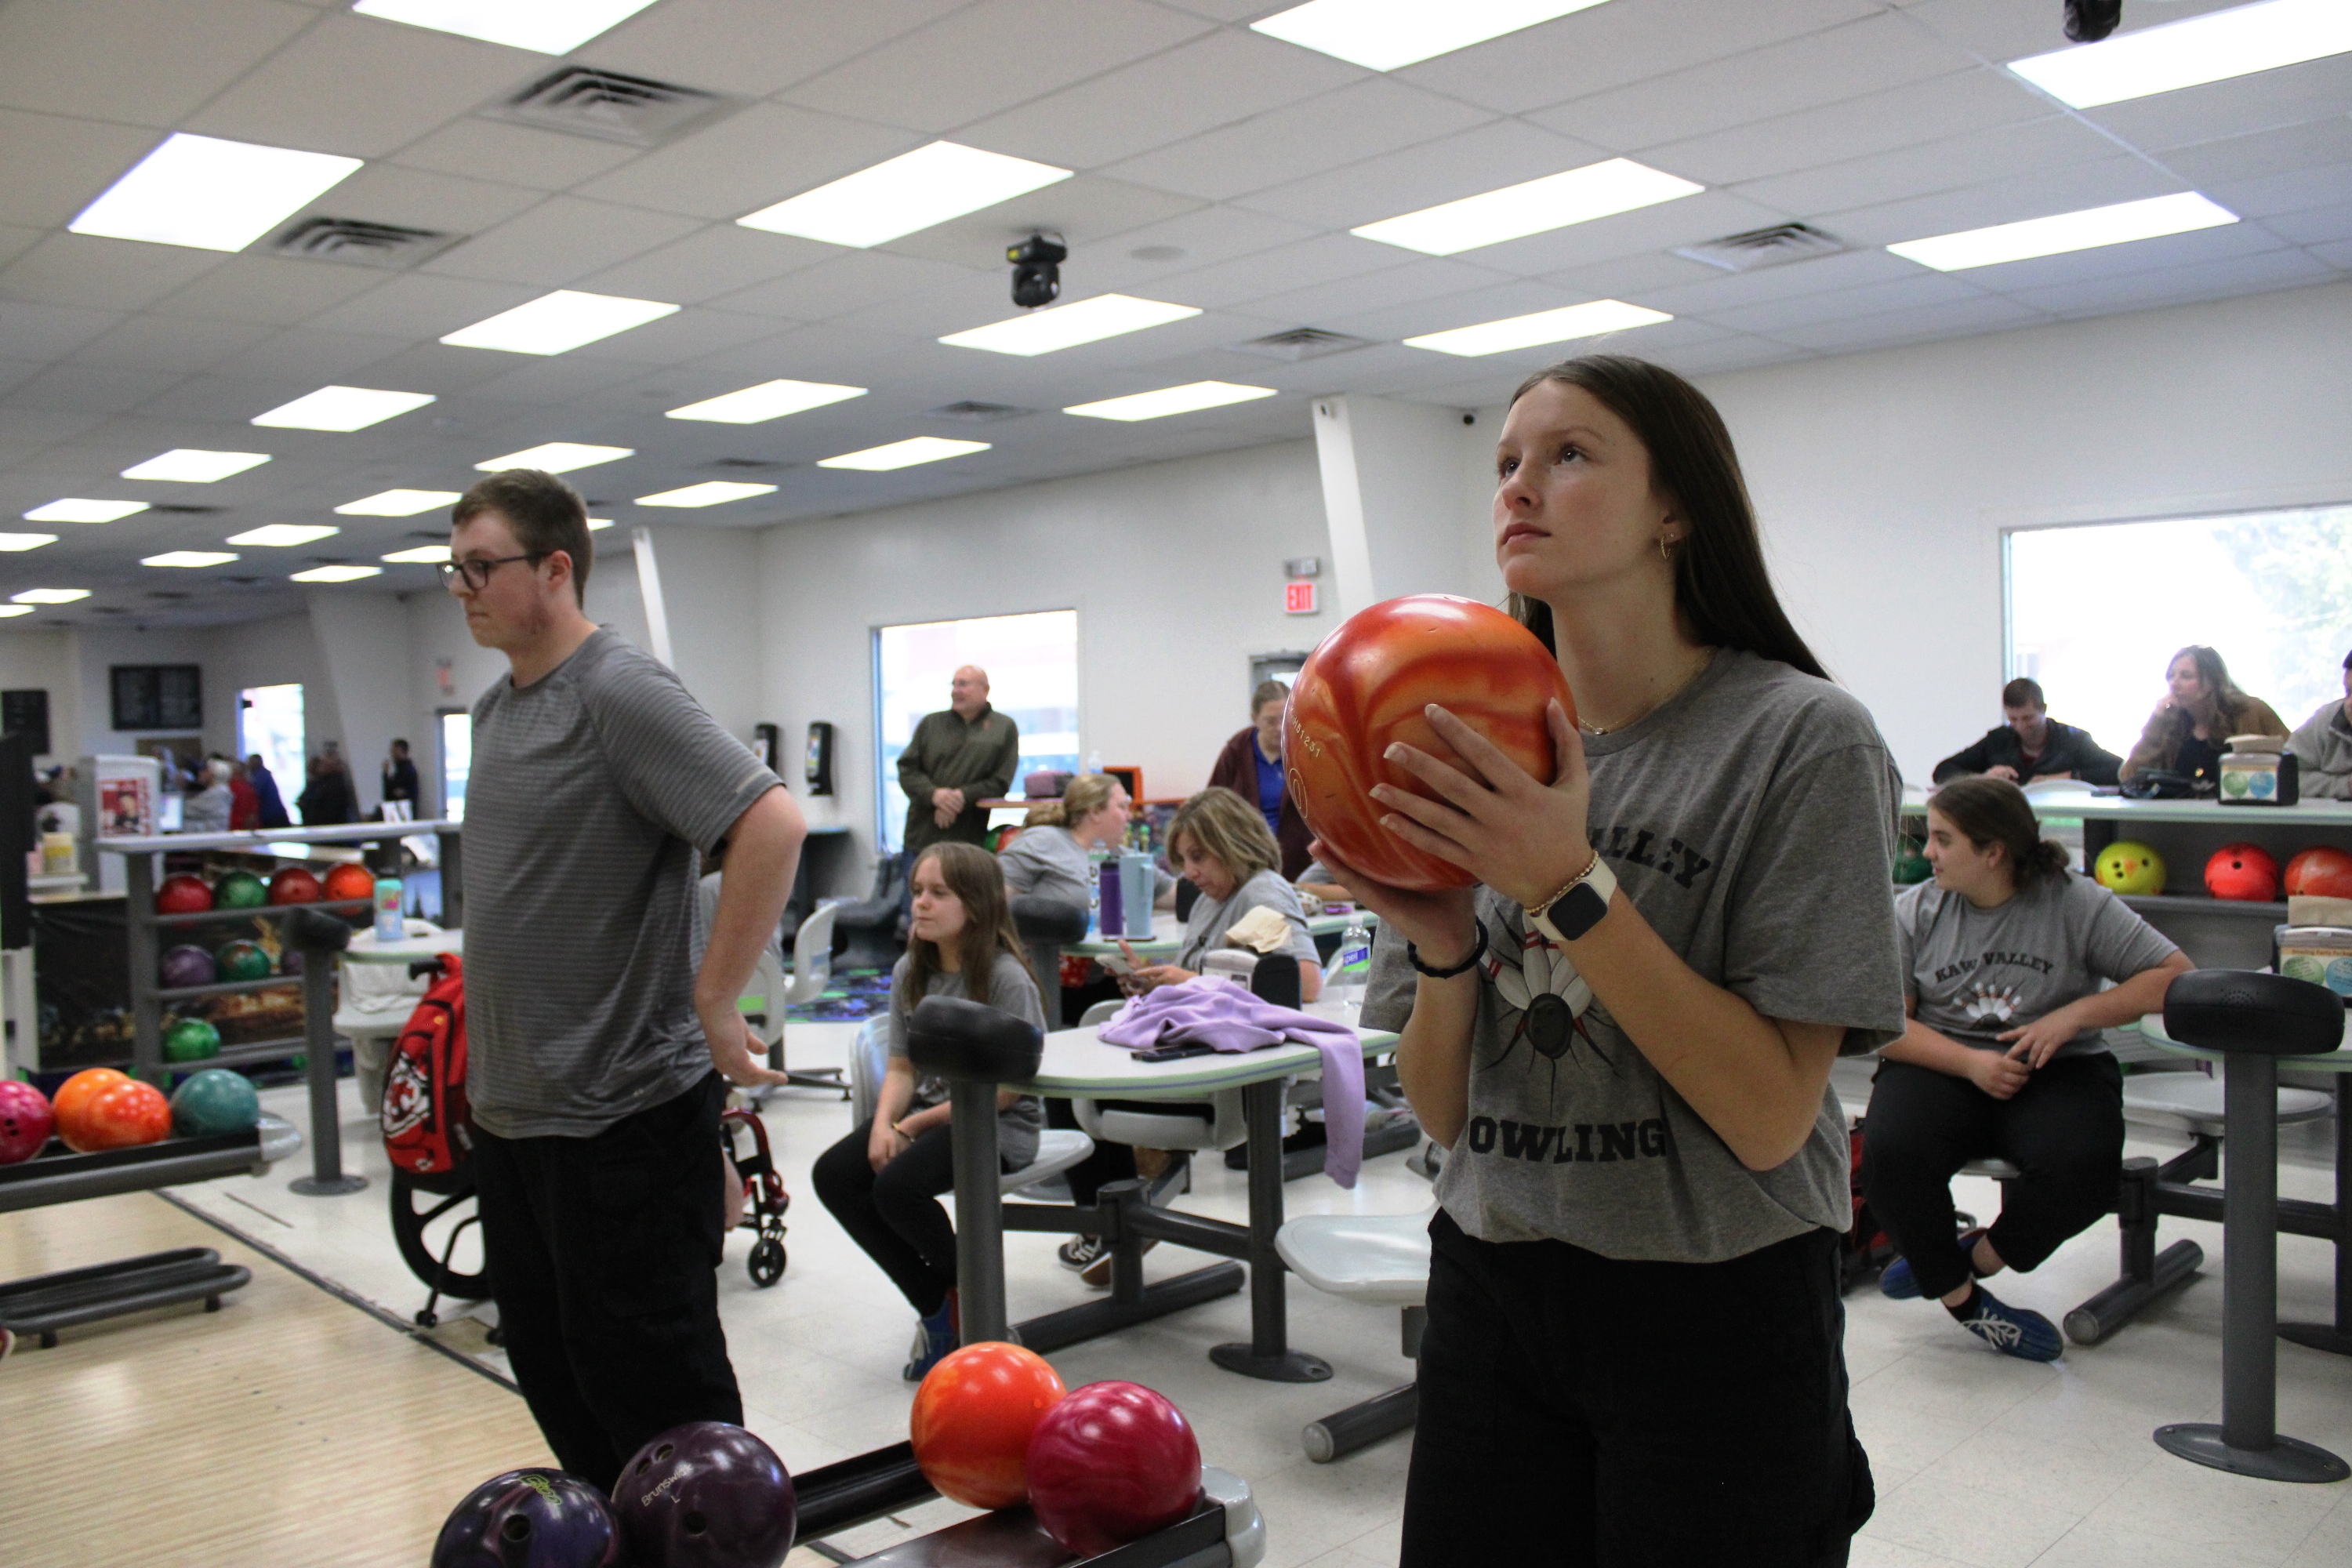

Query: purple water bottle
[1098,857,1124,939]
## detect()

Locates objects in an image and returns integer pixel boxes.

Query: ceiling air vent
[148,504,224,516]
[924,401,1035,423]
[701,456,788,472]
[1673,223,1846,274]
[483,66,735,148]
[1227,328,1374,363]
[144,590,192,601]
[272,217,460,270]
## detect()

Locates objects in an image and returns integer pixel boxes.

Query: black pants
[1047,1096,1137,1207]
[1860,1054,2124,1301]
[471,1071,739,1494]
[813,1116,964,1314]
[1402,1210,1871,1568]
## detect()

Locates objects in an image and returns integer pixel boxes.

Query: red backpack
[381,954,473,1181]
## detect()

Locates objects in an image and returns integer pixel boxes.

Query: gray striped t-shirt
[464,628,779,1138]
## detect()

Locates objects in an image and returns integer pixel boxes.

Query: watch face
[1555,883,1608,938]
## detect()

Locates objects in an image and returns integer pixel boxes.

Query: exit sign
[1285,581,1318,615]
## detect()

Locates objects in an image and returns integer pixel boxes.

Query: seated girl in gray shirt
[1863,775,2188,1361]
[1126,786,1321,1000]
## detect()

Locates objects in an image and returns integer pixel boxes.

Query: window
[874,610,1079,852]
[439,709,472,822]
[238,684,303,790]
[2007,504,2352,754]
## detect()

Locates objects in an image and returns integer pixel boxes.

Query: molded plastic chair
[846,1013,1094,1197]
[786,903,839,1006]
[1277,1206,1436,1461]
[1073,997,1249,1152]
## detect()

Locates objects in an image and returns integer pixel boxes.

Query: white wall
[0,629,79,764]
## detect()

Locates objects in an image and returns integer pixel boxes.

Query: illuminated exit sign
[1285,581,1318,615]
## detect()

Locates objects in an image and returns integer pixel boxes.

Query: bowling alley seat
[1277,1205,1436,1462]
[1009,895,1089,1029]
[830,854,909,971]
[845,1015,1094,1198]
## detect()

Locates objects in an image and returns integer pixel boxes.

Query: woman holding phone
[1330,356,1905,1565]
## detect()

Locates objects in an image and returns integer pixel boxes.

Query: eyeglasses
[437,552,547,591]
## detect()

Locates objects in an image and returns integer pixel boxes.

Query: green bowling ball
[214,871,268,909]
[216,940,272,982]
[1892,837,1933,885]
[163,1016,222,1063]
[170,1068,259,1137]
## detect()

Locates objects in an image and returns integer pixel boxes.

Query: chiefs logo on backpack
[382,953,471,1178]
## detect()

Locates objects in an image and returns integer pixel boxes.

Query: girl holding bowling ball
[1323,355,1906,1566]
[811,842,1046,1381]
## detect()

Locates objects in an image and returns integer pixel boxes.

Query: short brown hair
[453,469,593,607]
[1251,679,1290,717]
[2001,677,2045,710]
[1168,786,1279,885]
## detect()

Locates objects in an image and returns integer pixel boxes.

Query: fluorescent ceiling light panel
[1065,382,1279,422]
[26,499,146,524]
[351,0,660,53]
[0,607,31,619]
[1405,299,1671,356]
[1253,0,1612,71]
[476,441,632,473]
[586,517,613,531]
[382,544,452,564]
[122,448,270,482]
[252,385,434,431]
[291,564,382,583]
[818,437,989,472]
[634,481,777,508]
[13,589,89,604]
[336,488,462,517]
[738,142,1072,249]
[227,524,339,547]
[941,295,1200,357]
[0,533,57,552]
[666,379,866,424]
[440,290,678,355]
[68,132,361,252]
[2007,0,2352,108]
[143,551,239,568]
[1354,158,1702,256]
[1889,192,2238,271]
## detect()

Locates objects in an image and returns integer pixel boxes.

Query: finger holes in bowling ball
[500,1517,531,1542]
[684,1512,707,1536]
[655,1443,675,1463]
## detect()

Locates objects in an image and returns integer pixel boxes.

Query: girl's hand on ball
[1372,700,1593,911]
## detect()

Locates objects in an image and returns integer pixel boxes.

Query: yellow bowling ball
[2094,840,2166,895]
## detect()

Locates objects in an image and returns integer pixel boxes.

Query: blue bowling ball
[169,1069,259,1138]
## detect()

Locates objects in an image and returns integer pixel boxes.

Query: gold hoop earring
[1658,534,1678,562]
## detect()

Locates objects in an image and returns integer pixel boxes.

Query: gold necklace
[1577,652,1711,736]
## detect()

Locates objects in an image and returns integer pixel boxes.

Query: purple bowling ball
[433,1469,622,1568]
[280,949,303,976]
[161,945,216,989]
[612,1422,796,1568]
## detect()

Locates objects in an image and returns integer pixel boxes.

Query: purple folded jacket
[1095,978,1367,1188]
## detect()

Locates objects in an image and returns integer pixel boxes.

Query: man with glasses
[445,468,807,1492]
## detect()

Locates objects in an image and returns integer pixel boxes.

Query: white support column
[1311,394,1492,615]
[631,525,675,667]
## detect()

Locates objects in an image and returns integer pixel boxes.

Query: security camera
[1008,234,1066,310]
[2065,0,2122,42]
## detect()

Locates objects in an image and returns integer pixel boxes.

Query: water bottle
[1083,750,1102,775]
[1329,914,1371,1016]
[1098,856,1124,941]
[373,873,405,941]
[1085,844,1107,935]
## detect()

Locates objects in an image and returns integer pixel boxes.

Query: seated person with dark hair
[1933,678,2120,786]
[2288,648,2352,800]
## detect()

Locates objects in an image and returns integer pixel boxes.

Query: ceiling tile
[421,197,704,288]
[568,308,794,366]
[1896,0,2246,63]
[2311,238,2352,270]
[782,0,1212,134]
[593,0,973,99]
[0,110,174,230]
[1948,220,2289,296]
[0,359,51,401]
[1247,261,1534,336]
[313,161,545,237]
[0,0,314,127]
[572,101,920,221]
[0,301,123,362]
[4,362,184,414]
[1802,155,2176,247]
[1102,78,1494,202]
[0,233,223,310]
[2159,118,2352,191]
[1230,118,1613,232]
[877,176,1204,267]
[1699,271,1984,336]
[1658,333,1813,379]
[964,28,1365,168]
[314,341,513,396]
[143,254,390,325]
[2202,164,2352,223]
[68,314,278,374]
[1766,292,2045,353]
[1730,114,2124,221]
[716,249,979,322]
[1457,191,1799,280]
[1056,204,1319,294]
[2002,249,2339,320]
[1628,245,1924,317]
[391,118,643,191]
[1646,70,2058,189]
[2081,56,2352,156]
[2266,201,2352,247]
[1149,232,1405,311]
[303,272,535,339]
[579,224,833,306]
[212,326,413,385]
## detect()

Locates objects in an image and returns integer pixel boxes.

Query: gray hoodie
[2288,699,2352,799]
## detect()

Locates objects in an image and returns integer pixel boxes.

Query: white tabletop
[1063,908,1377,960]
[1011,1000,1399,1097]
[2138,1011,2352,1071]
[1902,786,2352,829]
[341,923,463,963]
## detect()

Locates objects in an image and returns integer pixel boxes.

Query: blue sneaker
[1880,1229,1985,1301]
[1951,1286,2063,1362]
[902,1290,960,1381]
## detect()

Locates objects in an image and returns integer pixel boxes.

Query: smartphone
[1130,1043,1218,1063]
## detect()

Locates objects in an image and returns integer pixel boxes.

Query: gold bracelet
[1525,850,1602,922]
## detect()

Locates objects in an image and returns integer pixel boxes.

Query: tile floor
[158,1033,2352,1566]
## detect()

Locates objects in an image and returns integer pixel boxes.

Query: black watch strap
[1407,924,1487,978]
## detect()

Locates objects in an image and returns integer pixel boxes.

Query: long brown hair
[898,842,1033,1013]
[1927,776,2071,891]
[2167,644,2250,724]
[1504,354,1826,680]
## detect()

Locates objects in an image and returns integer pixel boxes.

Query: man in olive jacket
[898,666,1020,855]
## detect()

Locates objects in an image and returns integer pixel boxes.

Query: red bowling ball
[2205,843,2279,902]
[611,1421,795,1568]
[1025,1381,1202,1559]
[157,874,212,914]
[0,1080,54,1164]
[2285,845,2352,899]
[267,867,322,905]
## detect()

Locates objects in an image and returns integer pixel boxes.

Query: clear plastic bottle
[1328,914,1371,1017]
[1083,750,1102,775]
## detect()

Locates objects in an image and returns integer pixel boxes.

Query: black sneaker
[1057,1235,1106,1272]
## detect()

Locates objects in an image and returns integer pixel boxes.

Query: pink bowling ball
[0,1080,56,1164]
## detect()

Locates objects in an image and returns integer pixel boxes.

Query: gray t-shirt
[1898,873,2177,1059]
[1364,648,1907,1263]
[889,950,1047,1167]
[1178,868,1319,972]
[464,629,779,1138]
[998,826,1093,908]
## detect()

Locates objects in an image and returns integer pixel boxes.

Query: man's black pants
[471,1071,740,1493]
[1860,1054,2124,1301]
[1401,1210,1872,1567]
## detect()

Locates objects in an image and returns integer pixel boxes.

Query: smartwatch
[1527,854,1617,946]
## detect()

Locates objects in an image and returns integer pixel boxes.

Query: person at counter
[1207,681,1312,881]
[2120,645,2287,786]
[1931,678,2119,786]
[181,758,232,834]
[2288,649,2352,799]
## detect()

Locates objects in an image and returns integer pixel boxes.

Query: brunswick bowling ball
[2285,845,2352,900]
[2205,843,2280,902]
[214,870,268,909]
[910,1341,1068,1509]
[216,940,272,982]
[161,944,216,989]
[164,1016,223,1064]
[322,862,376,904]
[612,1422,794,1568]
[2093,840,2165,897]
[170,1069,259,1138]
[1025,1381,1202,1559]
[267,866,322,905]
[0,1080,54,1164]
[52,1069,131,1137]
[1286,595,1574,891]
[433,1468,622,1568]
[157,873,213,914]
[67,1078,171,1152]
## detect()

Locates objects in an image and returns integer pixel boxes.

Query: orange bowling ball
[63,1077,170,1152]
[909,1341,1069,1509]
[321,863,376,904]
[51,1068,132,1141]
